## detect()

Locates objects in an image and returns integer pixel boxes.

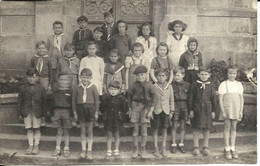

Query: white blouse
[218,80,244,95]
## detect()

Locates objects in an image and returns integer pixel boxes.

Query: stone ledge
[197,8,257,18]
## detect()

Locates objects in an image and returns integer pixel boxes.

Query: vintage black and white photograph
[0,0,257,165]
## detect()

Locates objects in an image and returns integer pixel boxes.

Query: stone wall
[158,0,257,67]
[0,0,257,76]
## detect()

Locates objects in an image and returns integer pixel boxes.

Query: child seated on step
[51,76,75,158]
[72,68,99,160]
[147,68,174,157]
[170,66,191,154]
[127,65,156,158]
[218,65,244,160]
[100,80,128,160]
[189,66,217,156]
[17,68,47,155]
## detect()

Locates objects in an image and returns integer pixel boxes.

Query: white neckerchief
[154,82,169,92]
[63,56,77,71]
[196,80,210,90]
[35,54,48,74]
[80,83,93,103]
[53,33,63,52]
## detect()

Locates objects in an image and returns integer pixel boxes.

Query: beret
[133,65,147,74]
[108,80,121,89]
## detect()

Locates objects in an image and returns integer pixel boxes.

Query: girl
[136,23,157,66]
[100,80,128,160]
[125,42,150,90]
[189,67,217,156]
[166,20,189,66]
[110,20,132,63]
[150,42,174,86]
[103,49,125,94]
[79,41,105,95]
[218,65,244,160]
[179,37,203,84]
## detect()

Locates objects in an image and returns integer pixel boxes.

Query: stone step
[1,122,225,136]
[0,132,256,152]
[0,143,257,164]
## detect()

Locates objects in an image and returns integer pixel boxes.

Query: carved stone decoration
[230,0,250,8]
[84,0,113,16]
[121,0,150,15]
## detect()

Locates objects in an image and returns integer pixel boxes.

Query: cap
[133,65,148,74]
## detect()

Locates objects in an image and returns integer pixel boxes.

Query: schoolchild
[79,41,105,95]
[218,65,244,159]
[103,49,125,94]
[46,21,69,85]
[147,68,174,157]
[136,23,157,66]
[72,68,99,160]
[56,43,80,89]
[100,80,128,160]
[189,66,217,156]
[101,10,117,42]
[125,42,150,90]
[170,66,190,154]
[17,68,47,155]
[93,27,109,62]
[51,76,76,158]
[72,15,94,60]
[110,20,132,63]
[150,42,174,86]
[127,65,156,158]
[166,20,189,66]
[179,37,203,83]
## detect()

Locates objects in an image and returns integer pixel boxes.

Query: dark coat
[101,22,118,42]
[17,83,47,118]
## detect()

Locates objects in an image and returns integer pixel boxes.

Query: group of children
[17,11,244,161]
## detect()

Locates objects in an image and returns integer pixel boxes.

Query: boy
[93,27,109,62]
[128,65,156,158]
[170,66,190,154]
[56,43,79,89]
[72,68,99,160]
[100,80,128,159]
[101,10,117,42]
[52,76,75,158]
[46,21,69,86]
[147,68,174,157]
[189,66,217,156]
[17,68,47,155]
[72,15,94,60]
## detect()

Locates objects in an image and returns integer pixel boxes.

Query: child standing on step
[147,68,174,157]
[218,65,244,160]
[72,68,99,160]
[189,66,217,156]
[100,80,128,160]
[72,15,94,60]
[179,37,203,84]
[170,66,190,154]
[103,49,125,94]
[127,65,156,158]
[110,20,132,63]
[51,76,76,158]
[125,42,150,90]
[17,68,47,155]
[150,42,174,86]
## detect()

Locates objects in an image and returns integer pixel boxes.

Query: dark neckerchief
[172,33,183,41]
[143,35,151,48]
[105,62,124,75]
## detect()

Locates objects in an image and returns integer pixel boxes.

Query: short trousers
[24,113,41,129]
[172,101,189,121]
[130,101,150,124]
[151,111,169,129]
[77,104,95,123]
[51,108,72,129]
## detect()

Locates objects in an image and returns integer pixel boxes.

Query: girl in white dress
[79,41,105,95]
[136,23,157,67]
[166,20,189,66]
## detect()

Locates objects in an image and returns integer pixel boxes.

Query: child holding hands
[189,67,217,156]
[218,65,244,160]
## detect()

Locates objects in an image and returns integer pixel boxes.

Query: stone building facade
[0,0,257,76]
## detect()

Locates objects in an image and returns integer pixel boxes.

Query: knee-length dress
[218,80,244,121]
[189,81,217,129]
